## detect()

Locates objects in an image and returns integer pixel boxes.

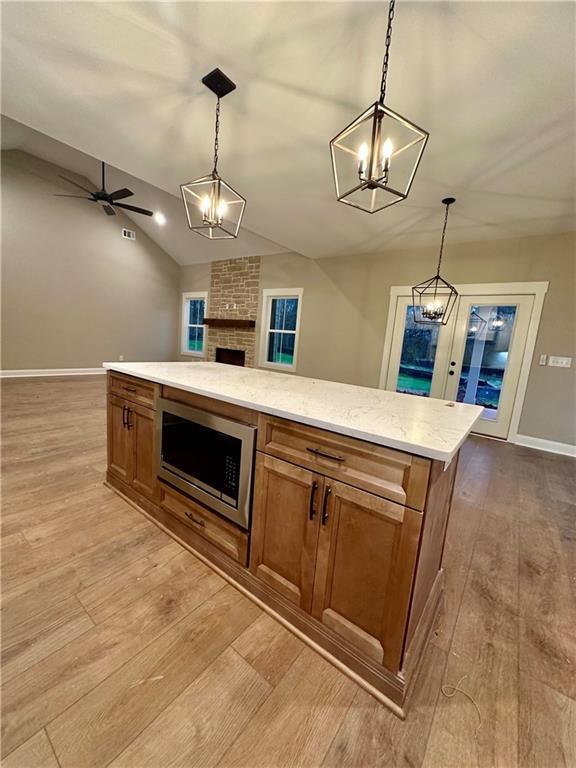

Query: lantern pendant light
[330,0,429,214]
[181,69,246,239]
[412,197,458,325]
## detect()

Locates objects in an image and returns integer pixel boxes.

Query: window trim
[259,288,303,372]
[180,291,208,357]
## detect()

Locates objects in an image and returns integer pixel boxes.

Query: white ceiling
[2,1,575,263]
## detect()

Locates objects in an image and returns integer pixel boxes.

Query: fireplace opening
[215,348,245,367]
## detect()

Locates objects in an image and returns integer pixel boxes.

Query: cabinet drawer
[258,415,430,511]
[109,372,156,409]
[159,482,248,565]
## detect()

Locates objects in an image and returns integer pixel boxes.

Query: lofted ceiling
[1,1,575,263]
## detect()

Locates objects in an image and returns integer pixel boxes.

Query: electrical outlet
[548,356,572,368]
[119,354,124,361]
[539,354,547,366]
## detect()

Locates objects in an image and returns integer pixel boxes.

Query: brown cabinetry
[251,446,424,673]
[107,373,159,503]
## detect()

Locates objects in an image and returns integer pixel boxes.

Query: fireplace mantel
[203,318,256,329]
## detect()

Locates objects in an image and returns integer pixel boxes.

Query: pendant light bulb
[358,142,369,180]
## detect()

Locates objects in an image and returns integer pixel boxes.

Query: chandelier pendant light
[181,69,246,239]
[330,0,429,214]
[412,197,458,325]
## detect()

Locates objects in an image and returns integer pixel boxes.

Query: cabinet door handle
[306,447,345,463]
[321,486,332,526]
[185,511,205,527]
[309,481,318,521]
[127,408,134,430]
[124,386,137,393]
[122,405,128,429]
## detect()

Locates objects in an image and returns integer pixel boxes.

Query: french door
[385,293,535,439]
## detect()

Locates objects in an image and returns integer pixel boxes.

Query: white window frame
[180,291,208,357]
[259,288,303,372]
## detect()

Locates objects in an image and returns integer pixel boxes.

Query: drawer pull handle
[122,404,128,429]
[307,447,345,463]
[321,486,332,526]
[309,481,318,521]
[124,386,137,393]
[126,408,134,430]
[185,511,205,527]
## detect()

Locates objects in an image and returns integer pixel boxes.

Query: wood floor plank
[76,541,187,623]
[322,642,447,768]
[108,647,271,768]
[518,673,576,768]
[1,524,170,629]
[216,648,357,768]
[232,613,305,687]
[1,729,60,768]
[1,560,224,757]
[47,585,261,768]
[423,450,520,768]
[1,595,94,682]
[431,438,493,653]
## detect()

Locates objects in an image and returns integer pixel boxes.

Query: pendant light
[329,0,429,213]
[412,198,458,325]
[181,69,246,239]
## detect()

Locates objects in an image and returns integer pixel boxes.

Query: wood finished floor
[1,376,574,768]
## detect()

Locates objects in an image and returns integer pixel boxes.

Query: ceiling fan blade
[53,194,93,199]
[109,187,133,201]
[58,175,93,194]
[103,205,116,216]
[113,202,154,217]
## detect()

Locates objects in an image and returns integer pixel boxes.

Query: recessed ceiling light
[154,212,166,226]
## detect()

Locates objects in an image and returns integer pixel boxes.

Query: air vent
[122,228,136,240]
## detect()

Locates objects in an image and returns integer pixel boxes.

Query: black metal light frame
[412,198,459,325]
[329,0,429,213]
[180,68,246,240]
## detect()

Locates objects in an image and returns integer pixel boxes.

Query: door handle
[127,408,134,429]
[309,481,318,520]
[307,447,345,463]
[122,405,128,429]
[321,486,332,526]
[185,511,205,527]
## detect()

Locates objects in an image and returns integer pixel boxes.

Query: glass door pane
[397,306,441,397]
[456,305,517,418]
[385,296,456,398]
[443,295,534,439]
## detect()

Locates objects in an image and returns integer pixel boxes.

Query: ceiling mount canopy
[412,197,458,325]
[181,68,246,240]
[330,0,429,214]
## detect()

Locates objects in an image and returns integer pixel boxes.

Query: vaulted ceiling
[2,1,575,264]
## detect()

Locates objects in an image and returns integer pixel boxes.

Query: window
[181,292,207,356]
[259,289,303,371]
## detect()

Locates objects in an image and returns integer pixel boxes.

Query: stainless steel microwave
[156,398,256,530]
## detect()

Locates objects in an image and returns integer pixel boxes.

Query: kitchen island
[103,361,482,716]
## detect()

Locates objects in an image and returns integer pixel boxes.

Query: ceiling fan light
[181,172,245,240]
[330,102,428,213]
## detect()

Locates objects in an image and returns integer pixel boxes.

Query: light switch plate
[548,356,572,368]
[539,354,547,366]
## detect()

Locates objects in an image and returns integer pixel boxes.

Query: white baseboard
[514,434,576,458]
[0,368,106,379]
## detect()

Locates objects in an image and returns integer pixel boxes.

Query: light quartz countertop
[103,361,483,463]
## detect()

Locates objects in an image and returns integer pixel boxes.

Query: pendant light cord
[212,97,221,174]
[379,0,396,105]
[436,201,452,276]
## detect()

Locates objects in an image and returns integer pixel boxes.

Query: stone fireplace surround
[205,256,261,368]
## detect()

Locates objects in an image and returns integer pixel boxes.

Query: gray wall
[2,150,180,369]
[182,232,576,445]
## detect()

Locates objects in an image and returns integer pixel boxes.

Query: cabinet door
[107,395,131,483]
[250,453,323,612]
[311,481,422,672]
[128,403,159,501]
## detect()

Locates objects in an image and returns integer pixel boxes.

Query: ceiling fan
[55,161,154,217]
